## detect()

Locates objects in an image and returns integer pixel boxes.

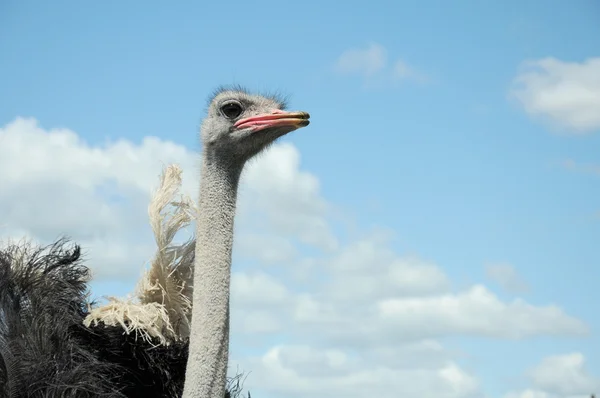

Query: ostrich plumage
[0,239,188,398]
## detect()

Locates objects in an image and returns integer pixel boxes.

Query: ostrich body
[0,240,189,398]
[183,88,310,398]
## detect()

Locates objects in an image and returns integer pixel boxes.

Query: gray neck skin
[183,155,244,398]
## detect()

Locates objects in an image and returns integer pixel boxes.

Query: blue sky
[1,1,599,397]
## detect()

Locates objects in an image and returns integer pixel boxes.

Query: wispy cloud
[392,59,429,83]
[334,43,387,78]
[334,43,428,87]
[485,263,529,294]
[510,57,600,134]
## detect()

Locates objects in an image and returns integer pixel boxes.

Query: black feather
[0,239,251,398]
[0,239,187,398]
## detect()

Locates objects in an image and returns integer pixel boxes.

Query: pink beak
[233,109,310,132]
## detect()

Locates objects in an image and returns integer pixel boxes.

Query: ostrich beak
[233,110,310,132]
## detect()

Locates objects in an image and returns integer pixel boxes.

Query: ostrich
[0,86,310,397]
[183,87,310,398]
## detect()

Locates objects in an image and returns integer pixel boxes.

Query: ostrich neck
[183,155,244,398]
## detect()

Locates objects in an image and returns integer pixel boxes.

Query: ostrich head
[201,88,310,164]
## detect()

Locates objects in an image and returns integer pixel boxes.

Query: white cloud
[237,310,282,334]
[334,43,427,86]
[393,59,429,83]
[232,272,290,307]
[326,232,451,302]
[504,353,600,398]
[1,117,592,398]
[378,285,586,339]
[233,344,482,398]
[236,233,297,264]
[504,389,552,398]
[264,233,586,349]
[510,57,600,133]
[334,42,387,77]
[0,117,196,279]
[504,391,593,398]
[485,263,529,293]
[241,144,337,252]
[530,353,599,396]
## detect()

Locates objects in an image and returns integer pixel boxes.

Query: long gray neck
[183,155,244,398]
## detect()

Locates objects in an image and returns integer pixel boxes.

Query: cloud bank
[510,57,600,134]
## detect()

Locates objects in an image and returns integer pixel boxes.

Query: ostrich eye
[220,102,243,119]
